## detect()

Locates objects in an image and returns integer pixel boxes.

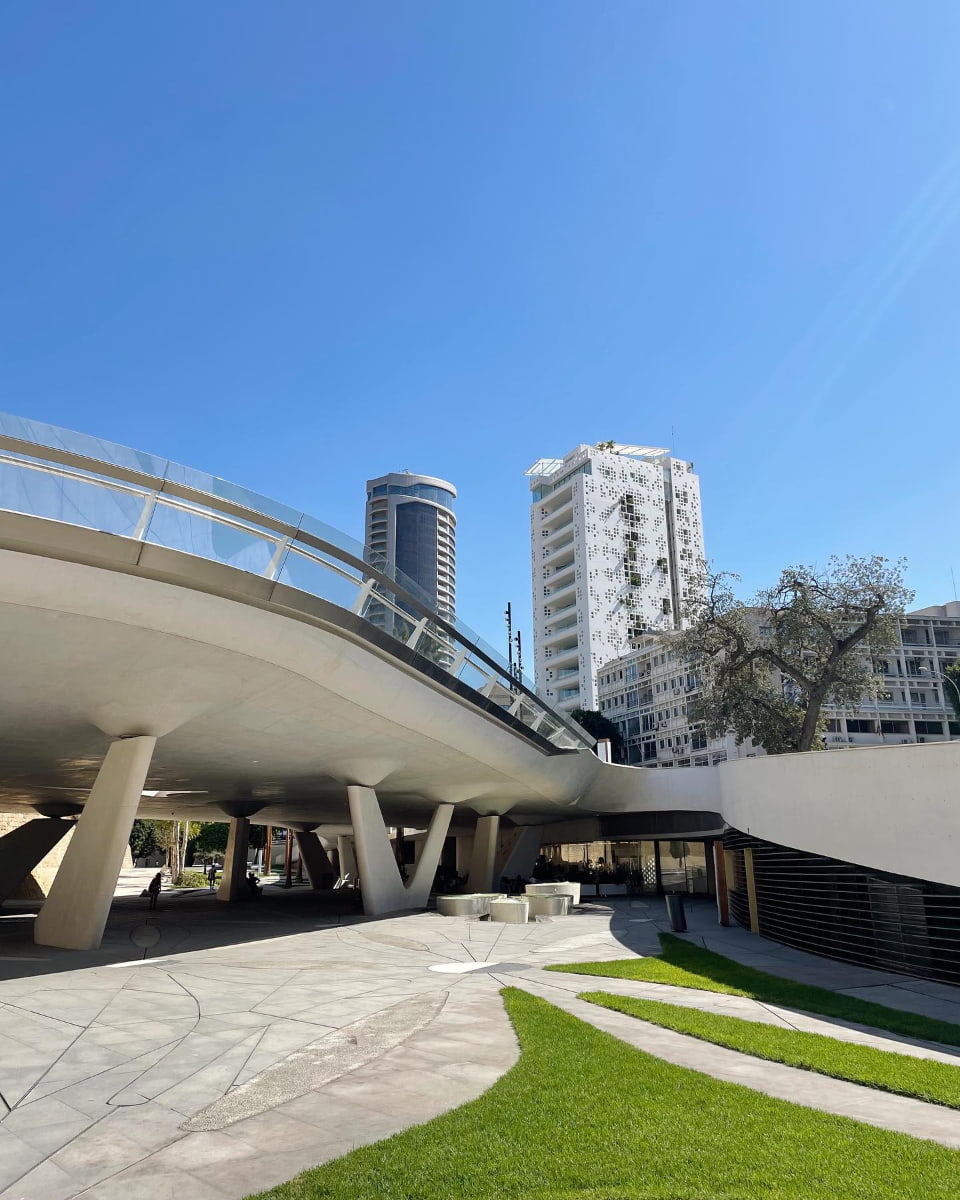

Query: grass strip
[547,933,960,1048]
[581,990,960,1109]
[249,987,960,1200]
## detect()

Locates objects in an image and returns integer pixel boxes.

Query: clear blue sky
[2,2,959,655]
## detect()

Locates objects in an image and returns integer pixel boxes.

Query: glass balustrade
[0,412,593,753]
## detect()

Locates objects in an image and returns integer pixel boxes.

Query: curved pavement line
[182,990,448,1131]
[507,977,960,1150]
[535,967,960,1064]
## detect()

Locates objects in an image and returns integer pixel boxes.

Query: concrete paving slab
[2,892,959,1200]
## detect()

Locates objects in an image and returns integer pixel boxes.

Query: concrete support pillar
[0,818,75,904]
[294,831,335,889]
[217,817,251,902]
[347,786,402,916]
[34,735,157,950]
[406,803,453,906]
[337,835,358,881]
[496,825,543,882]
[346,785,453,916]
[467,815,500,893]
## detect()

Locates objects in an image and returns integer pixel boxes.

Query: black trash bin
[664,892,687,932]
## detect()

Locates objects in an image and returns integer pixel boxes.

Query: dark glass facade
[395,501,440,601]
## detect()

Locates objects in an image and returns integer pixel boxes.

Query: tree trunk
[797,688,828,752]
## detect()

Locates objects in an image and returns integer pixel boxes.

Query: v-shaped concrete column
[337,835,358,882]
[467,814,500,893]
[293,830,335,889]
[217,817,251,901]
[346,785,453,916]
[0,817,75,904]
[35,735,157,950]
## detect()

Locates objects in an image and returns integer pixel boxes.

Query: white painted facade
[527,444,704,713]
[597,638,754,768]
[598,603,960,767]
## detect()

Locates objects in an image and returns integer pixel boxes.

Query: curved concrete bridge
[0,414,628,949]
[0,413,956,954]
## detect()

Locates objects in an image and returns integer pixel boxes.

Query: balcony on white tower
[542,538,575,570]
[540,513,574,546]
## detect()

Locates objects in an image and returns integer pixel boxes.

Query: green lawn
[548,933,960,1049]
[582,990,960,1109]
[249,987,960,1200]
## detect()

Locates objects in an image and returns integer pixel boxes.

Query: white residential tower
[527,443,704,712]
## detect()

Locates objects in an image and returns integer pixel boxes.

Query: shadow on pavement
[0,883,366,981]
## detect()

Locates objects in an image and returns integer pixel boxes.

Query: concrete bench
[525,881,581,906]
[436,893,506,917]
[488,897,530,923]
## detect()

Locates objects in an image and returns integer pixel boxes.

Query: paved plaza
[3,876,960,1199]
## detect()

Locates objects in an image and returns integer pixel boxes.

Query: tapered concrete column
[346,785,453,916]
[217,817,251,901]
[496,825,543,882]
[347,786,403,915]
[293,831,334,889]
[405,803,453,906]
[35,735,157,950]
[467,815,500,893]
[337,835,358,880]
[0,818,75,904]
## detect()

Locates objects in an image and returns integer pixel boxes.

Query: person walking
[147,871,162,911]
[207,862,217,891]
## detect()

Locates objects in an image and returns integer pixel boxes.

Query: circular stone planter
[436,893,506,917]
[526,893,570,919]
[489,898,530,924]
[525,881,581,906]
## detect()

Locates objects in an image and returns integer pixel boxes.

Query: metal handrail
[0,413,594,752]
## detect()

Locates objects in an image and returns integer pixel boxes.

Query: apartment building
[527,443,704,712]
[598,601,960,767]
[365,472,457,622]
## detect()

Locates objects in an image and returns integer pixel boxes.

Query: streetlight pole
[919,664,960,729]
[939,669,960,716]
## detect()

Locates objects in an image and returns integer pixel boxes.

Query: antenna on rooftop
[505,602,514,677]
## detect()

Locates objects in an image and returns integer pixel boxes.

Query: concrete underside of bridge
[0,541,656,947]
[0,545,616,826]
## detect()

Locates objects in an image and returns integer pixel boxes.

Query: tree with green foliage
[129,819,159,861]
[570,707,624,759]
[676,555,912,754]
[192,822,230,857]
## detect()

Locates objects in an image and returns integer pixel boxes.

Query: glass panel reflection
[0,458,145,536]
[145,502,276,575]
[278,548,363,611]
